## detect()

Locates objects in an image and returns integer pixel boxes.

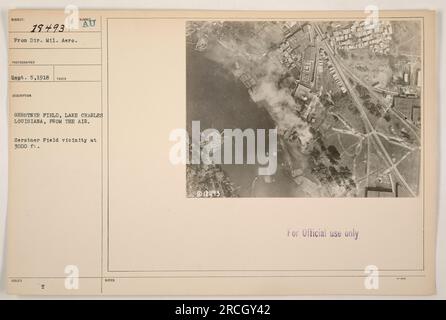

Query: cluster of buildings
[393,96,421,127]
[398,67,422,96]
[300,46,316,86]
[277,25,315,79]
[319,48,347,93]
[391,62,422,127]
[332,20,393,55]
[278,40,317,90]
[280,21,302,38]
[293,83,326,129]
[278,40,302,71]
[239,72,257,90]
[278,29,309,70]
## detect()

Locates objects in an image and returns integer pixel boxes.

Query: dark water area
[186,47,274,131]
[186,46,297,197]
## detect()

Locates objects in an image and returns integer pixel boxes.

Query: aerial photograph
[186,19,422,198]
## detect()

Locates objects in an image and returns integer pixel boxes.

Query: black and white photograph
[186,20,421,198]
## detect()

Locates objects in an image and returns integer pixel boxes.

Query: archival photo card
[6,10,437,296]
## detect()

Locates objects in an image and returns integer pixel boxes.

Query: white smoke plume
[194,22,313,148]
